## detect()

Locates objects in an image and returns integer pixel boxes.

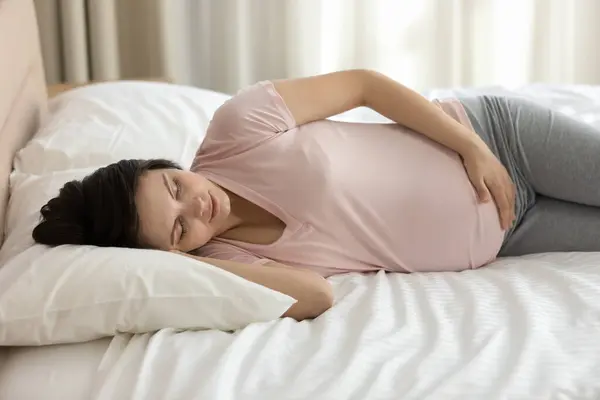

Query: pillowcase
[15,81,231,174]
[0,82,295,346]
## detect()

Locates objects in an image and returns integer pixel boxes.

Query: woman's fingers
[509,181,517,222]
[487,178,512,230]
[475,179,492,203]
[463,150,517,230]
[503,175,516,224]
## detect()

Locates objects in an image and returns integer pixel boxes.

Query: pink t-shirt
[191,81,504,277]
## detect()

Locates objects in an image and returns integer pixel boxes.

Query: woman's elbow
[313,277,335,315]
[284,275,334,321]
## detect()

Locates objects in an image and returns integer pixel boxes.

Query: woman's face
[135,168,231,252]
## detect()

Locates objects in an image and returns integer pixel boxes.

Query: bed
[1,1,600,399]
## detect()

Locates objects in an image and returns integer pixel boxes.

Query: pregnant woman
[32,70,600,320]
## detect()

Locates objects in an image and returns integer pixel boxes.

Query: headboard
[0,0,47,245]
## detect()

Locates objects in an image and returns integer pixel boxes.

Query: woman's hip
[458,95,536,244]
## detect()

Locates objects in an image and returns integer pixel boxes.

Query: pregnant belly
[391,192,504,272]
[387,160,505,273]
[311,122,506,273]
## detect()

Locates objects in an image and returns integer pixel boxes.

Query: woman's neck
[215,190,260,235]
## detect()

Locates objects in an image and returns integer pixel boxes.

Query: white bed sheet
[0,339,111,400]
[3,84,600,400]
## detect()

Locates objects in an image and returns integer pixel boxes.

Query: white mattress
[3,84,600,400]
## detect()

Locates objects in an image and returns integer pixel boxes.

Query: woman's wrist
[456,133,490,159]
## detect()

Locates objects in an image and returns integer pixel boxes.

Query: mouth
[208,192,218,222]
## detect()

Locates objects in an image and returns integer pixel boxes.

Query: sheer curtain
[36,0,600,93]
[34,0,164,84]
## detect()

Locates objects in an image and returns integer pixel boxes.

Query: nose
[185,195,207,220]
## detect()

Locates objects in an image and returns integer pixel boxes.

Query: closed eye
[162,173,185,246]
[174,178,182,199]
[179,216,187,239]
[172,178,186,241]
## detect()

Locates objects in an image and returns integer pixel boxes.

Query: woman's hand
[462,146,516,230]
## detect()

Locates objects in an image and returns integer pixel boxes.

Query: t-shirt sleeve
[193,81,296,163]
[191,241,272,266]
[432,98,476,132]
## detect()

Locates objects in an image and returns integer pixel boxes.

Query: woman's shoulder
[191,81,295,167]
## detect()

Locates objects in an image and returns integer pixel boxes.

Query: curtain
[35,0,600,93]
[34,0,164,84]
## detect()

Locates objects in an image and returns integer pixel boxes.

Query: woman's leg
[464,95,600,205]
[501,97,600,206]
[460,95,600,255]
[500,196,600,256]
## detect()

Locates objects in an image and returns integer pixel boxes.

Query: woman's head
[33,159,231,252]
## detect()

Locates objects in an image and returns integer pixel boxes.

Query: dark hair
[32,159,182,248]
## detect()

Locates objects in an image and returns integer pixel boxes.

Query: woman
[32,70,600,321]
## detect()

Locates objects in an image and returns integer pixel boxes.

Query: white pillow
[15,81,230,174]
[0,83,295,346]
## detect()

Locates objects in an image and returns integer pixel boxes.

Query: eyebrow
[162,173,177,247]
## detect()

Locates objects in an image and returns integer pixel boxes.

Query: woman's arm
[273,70,516,229]
[173,252,334,321]
[273,69,485,157]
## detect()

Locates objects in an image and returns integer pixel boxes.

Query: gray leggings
[459,95,600,257]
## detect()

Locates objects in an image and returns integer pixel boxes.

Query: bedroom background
[2,1,600,397]
[35,0,600,93]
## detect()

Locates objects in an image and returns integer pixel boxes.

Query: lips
[208,192,218,222]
